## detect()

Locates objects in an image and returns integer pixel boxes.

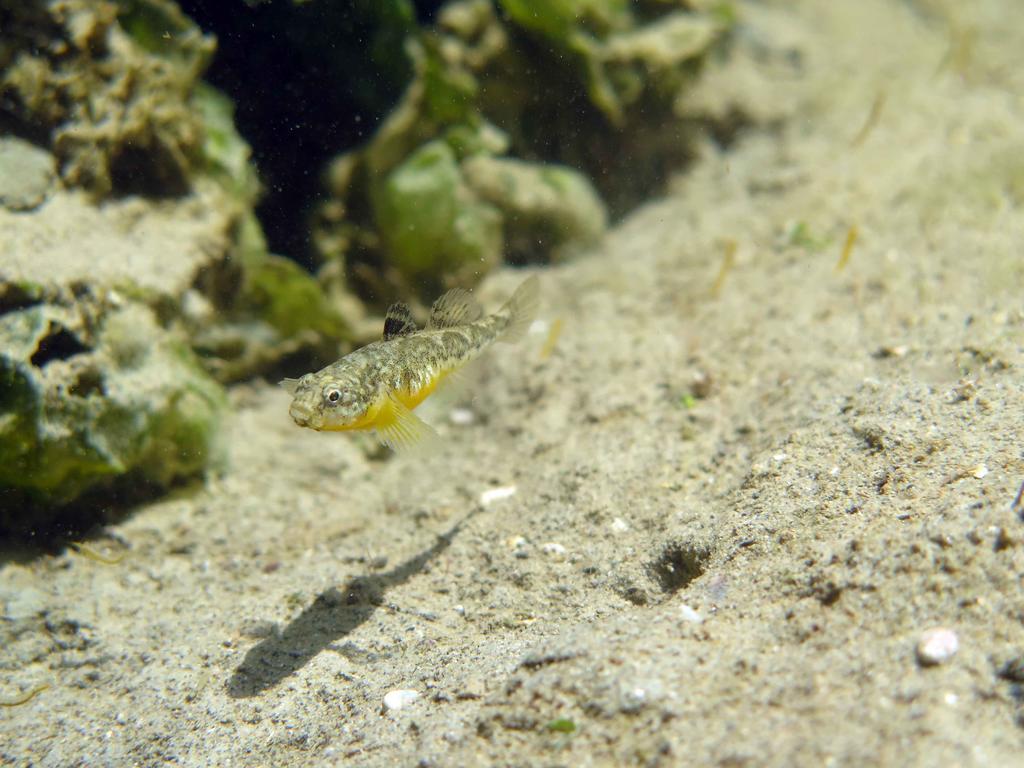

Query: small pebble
[971,464,988,479]
[0,137,56,210]
[679,605,703,624]
[541,542,567,559]
[610,517,630,533]
[449,407,475,426]
[383,689,420,712]
[480,485,517,505]
[506,536,529,559]
[916,627,958,666]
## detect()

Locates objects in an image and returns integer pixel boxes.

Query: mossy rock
[374,139,503,291]
[0,301,225,529]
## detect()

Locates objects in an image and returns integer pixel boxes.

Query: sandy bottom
[3,1,1024,765]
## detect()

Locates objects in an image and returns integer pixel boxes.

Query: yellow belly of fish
[325,370,448,434]
[393,372,446,412]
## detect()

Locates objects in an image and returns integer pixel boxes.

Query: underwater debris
[545,718,577,734]
[836,225,859,272]
[481,485,518,506]
[282,277,539,451]
[1012,481,1024,517]
[851,92,887,147]
[69,541,128,565]
[539,317,564,360]
[0,683,49,708]
[712,239,737,297]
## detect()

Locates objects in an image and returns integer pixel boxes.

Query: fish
[281,275,539,451]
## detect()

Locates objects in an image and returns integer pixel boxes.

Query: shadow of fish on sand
[227,513,473,698]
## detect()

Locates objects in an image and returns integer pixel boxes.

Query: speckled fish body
[282,276,539,451]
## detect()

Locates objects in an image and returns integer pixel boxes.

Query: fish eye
[324,387,342,404]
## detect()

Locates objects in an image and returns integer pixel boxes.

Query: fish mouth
[289,401,316,428]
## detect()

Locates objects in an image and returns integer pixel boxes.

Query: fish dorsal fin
[383,302,418,340]
[427,288,483,329]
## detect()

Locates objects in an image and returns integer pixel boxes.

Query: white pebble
[541,542,567,559]
[971,464,988,479]
[916,627,958,666]
[610,517,630,533]
[383,689,420,711]
[480,485,517,505]
[679,605,703,624]
[449,407,475,426]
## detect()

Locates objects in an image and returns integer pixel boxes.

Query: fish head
[284,372,373,431]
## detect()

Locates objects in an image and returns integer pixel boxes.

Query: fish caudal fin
[498,275,540,343]
[376,394,439,453]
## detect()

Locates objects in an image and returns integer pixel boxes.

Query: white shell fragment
[916,627,959,666]
[479,485,517,505]
[383,689,420,712]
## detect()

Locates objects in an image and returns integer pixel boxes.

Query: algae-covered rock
[376,140,503,292]
[0,0,359,529]
[0,0,214,197]
[462,155,607,262]
[313,0,730,301]
[0,297,224,526]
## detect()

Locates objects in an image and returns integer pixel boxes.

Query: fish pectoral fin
[383,302,419,339]
[376,395,439,453]
[427,288,483,329]
[279,377,302,395]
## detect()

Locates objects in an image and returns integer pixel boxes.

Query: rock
[541,542,568,560]
[0,300,225,528]
[0,138,56,211]
[0,0,214,197]
[383,689,420,712]
[462,156,607,263]
[916,627,959,666]
[375,140,503,293]
[312,0,730,297]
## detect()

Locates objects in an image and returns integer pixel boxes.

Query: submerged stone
[0,300,225,528]
[0,138,57,212]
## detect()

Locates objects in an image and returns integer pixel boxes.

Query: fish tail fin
[498,275,540,344]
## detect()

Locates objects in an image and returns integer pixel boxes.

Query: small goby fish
[281,276,539,451]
